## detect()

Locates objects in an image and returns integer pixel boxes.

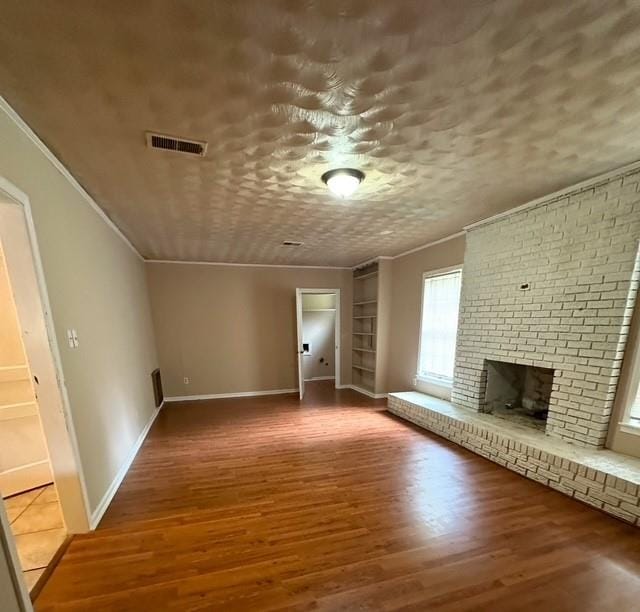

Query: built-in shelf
[303,308,336,312]
[352,262,380,395]
[352,364,375,373]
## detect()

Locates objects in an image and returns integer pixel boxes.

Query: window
[618,306,640,434]
[417,269,462,386]
[631,387,640,422]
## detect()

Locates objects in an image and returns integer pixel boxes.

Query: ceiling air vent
[146,132,208,157]
[282,240,304,246]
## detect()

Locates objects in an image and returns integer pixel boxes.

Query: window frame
[415,266,463,394]
[618,321,640,436]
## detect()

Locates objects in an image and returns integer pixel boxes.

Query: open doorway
[0,177,89,604]
[0,241,65,593]
[295,289,341,400]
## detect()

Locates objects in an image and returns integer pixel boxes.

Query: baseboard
[304,376,336,382]
[0,460,52,497]
[165,388,298,402]
[89,404,161,529]
[349,385,388,400]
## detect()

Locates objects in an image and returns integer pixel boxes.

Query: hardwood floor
[36,381,640,611]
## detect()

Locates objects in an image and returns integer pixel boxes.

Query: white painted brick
[451,168,640,447]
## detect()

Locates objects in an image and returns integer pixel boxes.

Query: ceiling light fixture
[321,168,365,198]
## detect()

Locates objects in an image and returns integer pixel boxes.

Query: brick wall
[451,169,640,448]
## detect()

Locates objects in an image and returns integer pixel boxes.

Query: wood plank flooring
[36,381,640,611]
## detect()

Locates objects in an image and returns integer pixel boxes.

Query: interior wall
[387,236,466,392]
[146,263,352,397]
[0,246,52,496]
[0,103,159,516]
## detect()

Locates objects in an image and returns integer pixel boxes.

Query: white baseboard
[349,385,388,400]
[90,404,161,529]
[304,376,336,382]
[165,388,298,402]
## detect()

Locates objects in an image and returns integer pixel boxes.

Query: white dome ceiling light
[321,168,365,198]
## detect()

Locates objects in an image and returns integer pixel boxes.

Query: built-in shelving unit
[351,258,393,397]
[352,262,378,393]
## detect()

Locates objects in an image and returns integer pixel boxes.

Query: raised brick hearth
[388,392,640,527]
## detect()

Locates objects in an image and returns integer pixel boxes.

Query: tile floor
[3,484,66,591]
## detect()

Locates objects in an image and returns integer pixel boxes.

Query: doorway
[0,177,89,606]
[295,289,341,400]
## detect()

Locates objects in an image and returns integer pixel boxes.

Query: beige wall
[302,311,336,380]
[146,263,351,396]
[387,236,466,392]
[0,105,159,515]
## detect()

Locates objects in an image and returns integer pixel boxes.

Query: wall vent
[282,240,304,246]
[146,132,208,157]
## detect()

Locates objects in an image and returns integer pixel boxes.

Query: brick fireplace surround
[389,165,640,526]
[453,167,640,448]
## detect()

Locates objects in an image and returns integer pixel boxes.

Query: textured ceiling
[2,1,640,266]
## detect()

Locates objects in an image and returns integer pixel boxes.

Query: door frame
[295,288,341,398]
[0,499,31,611]
[0,175,91,538]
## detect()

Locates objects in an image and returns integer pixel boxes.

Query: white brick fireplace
[451,168,640,448]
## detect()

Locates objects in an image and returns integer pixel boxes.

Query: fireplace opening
[482,360,554,432]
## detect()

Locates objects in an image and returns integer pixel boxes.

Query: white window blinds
[418,270,462,383]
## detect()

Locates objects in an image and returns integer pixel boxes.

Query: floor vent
[146,132,208,157]
[151,369,164,407]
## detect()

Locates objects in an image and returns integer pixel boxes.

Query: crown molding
[464,159,640,231]
[145,259,351,270]
[0,96,143,261]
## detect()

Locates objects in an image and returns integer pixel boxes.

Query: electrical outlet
[67,329,79,348]
[183,377,190,385]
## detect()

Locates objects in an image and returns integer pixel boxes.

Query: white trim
[0,498,32,611]
[296,288,342,394]
[0,459,50,475]
[145,259,350,270]
[304,376,336,381]
[0,96,142,261]
[0,177,91,532]
[416,267,463,396]
[352,255,393,270]
[165,388,298,402]
[349,385,387,399]
[619,421,640,436]
[391,232,466,262]
[90,405,161,529]
[422,265,464,281]
[464,159,640,231]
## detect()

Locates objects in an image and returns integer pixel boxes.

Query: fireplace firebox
[481,360,554,431]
